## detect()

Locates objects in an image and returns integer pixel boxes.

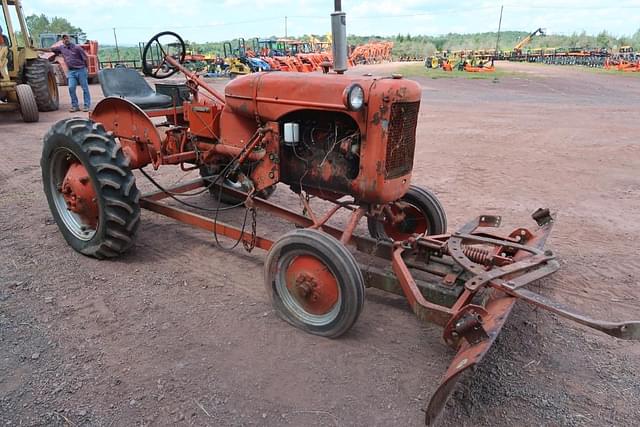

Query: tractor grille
[385,102,419,179]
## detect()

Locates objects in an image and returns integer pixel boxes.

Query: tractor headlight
[345,84,365,111]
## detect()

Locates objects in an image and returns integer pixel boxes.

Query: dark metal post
[113,27,121,62]
[331,0,347,73]
[493,5,503,66]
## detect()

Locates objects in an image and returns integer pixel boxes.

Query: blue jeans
[68,67,91,109]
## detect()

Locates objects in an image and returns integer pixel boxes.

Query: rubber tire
[54,65,68,86]
[264,229,365,338]
[41,118,141,259]
[368,185,447,240]
[24,58,60,111]
[199,165,276,205]
[15,84,39,123]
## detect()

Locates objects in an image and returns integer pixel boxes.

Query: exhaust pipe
[331,0,348,74]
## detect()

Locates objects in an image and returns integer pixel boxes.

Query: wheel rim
[276,250,341,326]
[382,202,429,241]
[48,72,58,101]
[49,148,98,241]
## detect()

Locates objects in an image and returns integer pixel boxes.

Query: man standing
[39,35,90,112]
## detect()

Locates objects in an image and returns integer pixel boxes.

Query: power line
[504,4,640,10]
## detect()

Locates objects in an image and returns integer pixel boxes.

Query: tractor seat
[98,68,174,110]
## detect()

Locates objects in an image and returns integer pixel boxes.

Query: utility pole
[493,5,503,66]
[285,16,288,38]
[113,27,121,62]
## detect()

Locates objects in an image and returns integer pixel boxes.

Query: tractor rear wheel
[264,229,365,338]
[368,185,447,241]
[24,59,60,111]
[15,84,39,123]
[41,118,140,259]
[54,64,68,86]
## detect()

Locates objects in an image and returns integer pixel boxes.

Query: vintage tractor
[40,4,639,425]
[0,0,59,122]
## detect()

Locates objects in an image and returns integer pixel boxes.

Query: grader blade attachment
[425,296,516,425]
[419,210,640,425]
[495,286,640,340]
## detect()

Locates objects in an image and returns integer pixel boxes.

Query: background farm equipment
[424,50,495,73]
[38,32,100,85]
[605,58,640,72]
[221,38,270,78]
[0,0,59,122]
[39,2,640,425]
[349,41,393,64]
[222,40,251,78]
[604,47,639,71]
[182,50,209,73]
[509,27,545,61]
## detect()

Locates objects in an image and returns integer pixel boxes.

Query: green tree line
[358,30,640,59]
[25,14,85,45]
[18,13,640,61]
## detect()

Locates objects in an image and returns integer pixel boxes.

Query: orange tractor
[40,4,639,425]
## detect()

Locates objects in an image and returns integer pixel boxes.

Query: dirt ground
[1,61,639,426]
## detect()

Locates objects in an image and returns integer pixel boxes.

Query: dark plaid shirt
[52,43,88,69]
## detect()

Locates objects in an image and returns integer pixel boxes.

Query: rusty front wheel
[368,185,447,241]
[264,229,365,338]
[41,118,140,259]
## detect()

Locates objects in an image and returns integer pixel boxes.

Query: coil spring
[462,245,492,266]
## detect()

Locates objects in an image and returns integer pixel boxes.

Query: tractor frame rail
[139,178,640,426]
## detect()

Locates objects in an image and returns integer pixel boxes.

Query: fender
[91,97,161,169]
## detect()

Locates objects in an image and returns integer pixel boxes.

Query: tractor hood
[223,72,420,122]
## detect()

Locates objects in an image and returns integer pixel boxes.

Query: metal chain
[363,234,383,281]
[243,207,257,252]
[302,192,311,217]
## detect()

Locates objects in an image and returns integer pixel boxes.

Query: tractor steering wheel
[142,31,186,79]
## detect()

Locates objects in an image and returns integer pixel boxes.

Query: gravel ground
[1,61,639,426]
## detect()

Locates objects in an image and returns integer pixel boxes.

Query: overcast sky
[24,0,640,45]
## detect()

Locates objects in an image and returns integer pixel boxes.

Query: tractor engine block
[279,111,361,196]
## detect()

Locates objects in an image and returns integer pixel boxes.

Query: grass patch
[573,66,640,77]
[394,63,523,80]
[491,61,640,78]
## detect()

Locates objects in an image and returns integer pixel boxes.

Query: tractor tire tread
[53,64,68,86]
[42,118,140,259]
[15,84,39,123]
[24,59,59,112]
